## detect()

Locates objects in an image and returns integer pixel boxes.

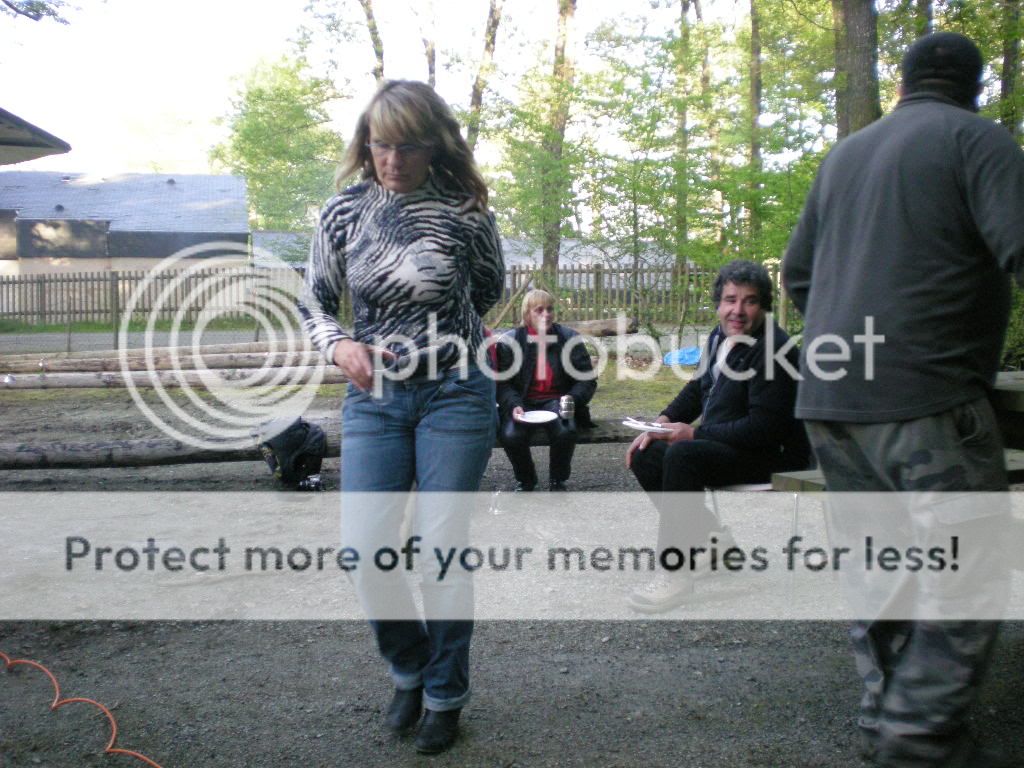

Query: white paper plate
[621,419,673,433]
[519,410,558,424]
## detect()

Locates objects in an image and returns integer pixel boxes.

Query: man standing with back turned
[783,32,1024,767]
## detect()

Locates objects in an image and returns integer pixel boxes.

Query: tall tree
[832,0,851,138]
[1002,0,1022,138]
[357,0,385,84]
[541,0,578,273]
[672,0,693,266]
[915,0,933,37]
[843,0,882,133]
[411,0,437,87]
[210,58,345,231]
[749,0,764,242]
[579,18,676,273]
[467,0,504,151]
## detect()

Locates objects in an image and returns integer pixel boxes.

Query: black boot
[384,686,422,733]
[414,708,461,754]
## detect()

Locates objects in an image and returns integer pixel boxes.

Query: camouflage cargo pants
[805,397,1009,768]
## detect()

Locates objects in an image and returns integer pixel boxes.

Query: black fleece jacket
[662,321,810,466]
[495,323,597,427]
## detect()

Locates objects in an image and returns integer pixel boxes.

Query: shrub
[1002,285,1024,371]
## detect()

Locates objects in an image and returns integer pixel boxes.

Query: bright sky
[2,0,308,173]
[0,0,723,176]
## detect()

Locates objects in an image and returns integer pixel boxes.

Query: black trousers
[629,438,788,551]
[499,399,576,485]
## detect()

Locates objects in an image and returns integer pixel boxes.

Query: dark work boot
[414,708,461,754]
[384,686,423,733]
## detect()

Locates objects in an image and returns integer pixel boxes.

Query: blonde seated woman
[494,289,597,491]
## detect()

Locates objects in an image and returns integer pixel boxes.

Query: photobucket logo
[359,312,885,394]
[118,242,326,449]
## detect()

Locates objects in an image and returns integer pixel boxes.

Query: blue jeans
[341,364,496,711]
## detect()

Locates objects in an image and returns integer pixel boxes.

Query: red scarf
[526,325,560,401]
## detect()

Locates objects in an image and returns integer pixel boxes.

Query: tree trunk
[467,0,504,151]
[358,0,385,84]
[749,0,763,242]
[843,0,881,133]
[563,317,638,336]
[541,0,577,274]
[423,38,436,87]
[1,367,347,390]
[832,0,850,138]
[1,351,322,374]
[1002,0,1022,138]
[413,0,437,87]
[0,341,303,365]
[0,412,642,470]
[673,0,692,266]
[915,0,933,37]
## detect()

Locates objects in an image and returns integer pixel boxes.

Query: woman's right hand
[333,339,394,392]
[511,406,526,422]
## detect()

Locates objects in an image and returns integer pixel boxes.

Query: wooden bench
[772,449,1024,492]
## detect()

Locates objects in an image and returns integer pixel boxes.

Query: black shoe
[514,481,536,492]
[384,686,422,733]
[549,480,568,491]
[414,708,461,754]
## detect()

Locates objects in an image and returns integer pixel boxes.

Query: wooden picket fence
[0,263,789,330]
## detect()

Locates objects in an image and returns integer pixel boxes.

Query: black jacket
[662,321,810,467]
[495,323,597,427]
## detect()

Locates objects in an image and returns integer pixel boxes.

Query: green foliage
[588,358,692,419]
[576,18,690,269]
[1003,285,1024,371]
[0,0,71,23]
[490,66,589,247]
[210,57,345,231]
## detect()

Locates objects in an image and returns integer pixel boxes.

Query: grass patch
[591,359,692,419]
[0,361,691,418]
[0,317,288,334]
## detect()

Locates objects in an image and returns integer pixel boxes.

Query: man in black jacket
[626,259,809,612]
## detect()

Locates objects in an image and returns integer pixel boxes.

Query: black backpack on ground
[258,417,327,490]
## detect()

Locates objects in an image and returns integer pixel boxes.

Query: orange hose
[1,650,166,768]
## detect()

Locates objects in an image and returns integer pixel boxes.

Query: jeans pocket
[343,383,382,434]
[952,399,990,448]
[441,367,496,405]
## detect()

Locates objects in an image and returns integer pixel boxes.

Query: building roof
[0,108,71,166]
[0,171,248,233]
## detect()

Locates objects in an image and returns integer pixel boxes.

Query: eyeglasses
[366,142,432,156]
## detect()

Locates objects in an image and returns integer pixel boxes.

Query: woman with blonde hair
[299,80,504,754]
[495,289,597,491]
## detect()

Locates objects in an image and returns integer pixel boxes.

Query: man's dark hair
[712,259,773,312]
[901,31,983,109]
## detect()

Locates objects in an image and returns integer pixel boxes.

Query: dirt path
[1,389,1022,766]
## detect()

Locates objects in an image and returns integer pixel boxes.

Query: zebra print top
[300,177,505,374]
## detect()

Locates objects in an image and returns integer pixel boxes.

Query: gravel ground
[1,389,1023,766]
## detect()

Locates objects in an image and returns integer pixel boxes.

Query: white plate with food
[519,410,558,424]
[621,418,673,434]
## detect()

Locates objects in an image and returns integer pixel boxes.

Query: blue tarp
[663,346,701,366]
